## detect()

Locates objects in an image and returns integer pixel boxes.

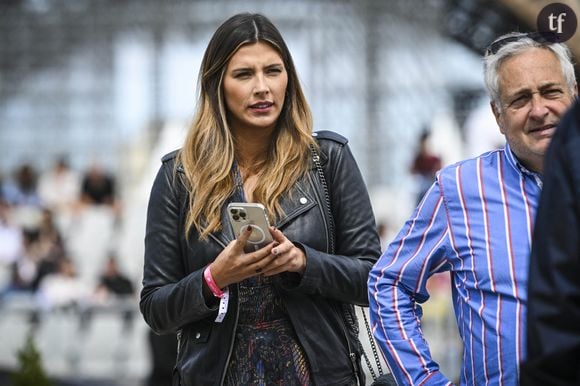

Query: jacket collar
[504,142,543,188]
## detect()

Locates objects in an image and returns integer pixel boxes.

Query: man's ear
[490,101,505,135]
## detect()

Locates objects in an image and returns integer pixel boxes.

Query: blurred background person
[38,156,80,213]
[410,128,442,205]
[0,199,22,291]
[144,331,177,386]
[37,155,81,235]
[2,164,43,231]
[376,221,390,252]
[29,208,66,291]
[80,162,118,210]
[2,163,41,208]
[94,254,135,303]
[4,229,43,295]
[36,256,89,311]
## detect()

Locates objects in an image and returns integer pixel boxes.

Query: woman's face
[223,42,288,134]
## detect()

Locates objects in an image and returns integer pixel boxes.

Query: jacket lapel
[275,177,316,229]
[208,146,326,248]
[209,176,317,248]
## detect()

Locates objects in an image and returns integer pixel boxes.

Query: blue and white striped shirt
[368,144,542,386]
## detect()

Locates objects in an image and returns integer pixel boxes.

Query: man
[520,100,580,385]
[368,32,577,385]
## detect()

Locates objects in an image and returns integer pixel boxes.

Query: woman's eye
[234,72,251,79]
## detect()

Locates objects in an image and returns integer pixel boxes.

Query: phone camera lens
[240,210,246,218]
[230,208,238,214]
[232,214,239,221]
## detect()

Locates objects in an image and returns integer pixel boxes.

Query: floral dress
[224,274,312,386]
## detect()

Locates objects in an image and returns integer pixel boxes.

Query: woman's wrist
[293,242,307,274]
[203,265,225,298]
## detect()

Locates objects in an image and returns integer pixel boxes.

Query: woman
[140,13,381,386]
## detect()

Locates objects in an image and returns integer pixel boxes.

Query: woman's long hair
[178,13,316,239]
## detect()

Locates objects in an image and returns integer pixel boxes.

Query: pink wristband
[204,265,225,298]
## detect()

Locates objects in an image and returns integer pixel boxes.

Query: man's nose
[529,94,549,120]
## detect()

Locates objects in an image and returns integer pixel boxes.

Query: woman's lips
[249,101,274,112]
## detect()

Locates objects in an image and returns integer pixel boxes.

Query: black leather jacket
[140,131,381,386]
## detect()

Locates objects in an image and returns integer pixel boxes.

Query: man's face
[492,48,576,173]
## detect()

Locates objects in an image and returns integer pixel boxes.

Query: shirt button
[300,197,307,204]
[195,332,201,339]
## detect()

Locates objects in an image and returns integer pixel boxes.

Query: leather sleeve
[139,159,217,334]
[285,139,381,306]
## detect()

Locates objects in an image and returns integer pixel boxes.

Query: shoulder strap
[310,142,383,380]
[309,143,335,254]
[309,142,386,382]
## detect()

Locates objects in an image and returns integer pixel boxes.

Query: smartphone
[227,202,274,252]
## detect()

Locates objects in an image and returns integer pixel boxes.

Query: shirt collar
[504,142,543,188]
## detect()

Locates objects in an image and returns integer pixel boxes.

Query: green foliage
[10,333,53,386]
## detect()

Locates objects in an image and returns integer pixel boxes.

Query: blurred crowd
[0,156,135,311]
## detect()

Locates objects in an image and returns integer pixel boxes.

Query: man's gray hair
[483,32,576,108]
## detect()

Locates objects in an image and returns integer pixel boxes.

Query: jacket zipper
[176,329,182,357]
[219,285,239,386]
[208,233,240,386]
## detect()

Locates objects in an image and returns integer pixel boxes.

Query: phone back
[227,202,273,252]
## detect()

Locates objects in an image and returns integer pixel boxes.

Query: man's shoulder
[439,149,502,174]
[437,149,505,192]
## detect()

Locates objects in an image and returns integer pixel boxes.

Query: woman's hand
[261,227,307,276]
[209,225,277,288]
